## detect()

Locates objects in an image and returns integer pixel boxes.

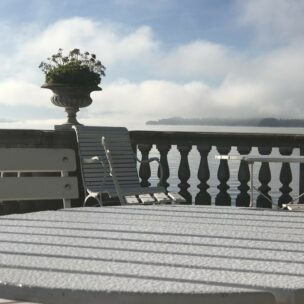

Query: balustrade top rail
[130,130,304,147]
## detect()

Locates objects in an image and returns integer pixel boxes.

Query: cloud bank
[0,0,304,129]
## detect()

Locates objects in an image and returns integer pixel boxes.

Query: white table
[0,205,304,303]
[215,155,304,208]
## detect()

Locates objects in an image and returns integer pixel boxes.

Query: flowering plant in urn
[40,48,106,126]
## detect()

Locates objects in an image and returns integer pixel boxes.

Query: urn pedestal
[42,84,101,128]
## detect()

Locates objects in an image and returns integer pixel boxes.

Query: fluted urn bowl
[42,84,101,127]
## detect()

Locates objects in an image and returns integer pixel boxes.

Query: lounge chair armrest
[83,156,109,175]
[83,156,101,164]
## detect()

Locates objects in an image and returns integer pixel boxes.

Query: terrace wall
[1,128,304,215]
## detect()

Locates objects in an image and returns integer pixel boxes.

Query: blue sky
[0,0,303,129]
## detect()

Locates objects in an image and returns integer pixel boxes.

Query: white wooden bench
[0,148,78,208]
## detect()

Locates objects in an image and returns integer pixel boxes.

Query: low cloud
[18,18,158,77]
[236,0,304,44]
[0,11,303,129]
[0,80,50,107]
[158,41,241,80]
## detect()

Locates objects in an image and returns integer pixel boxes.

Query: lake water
[130,124,304,205]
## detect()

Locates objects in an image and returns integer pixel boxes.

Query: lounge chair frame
[74,126,185,205]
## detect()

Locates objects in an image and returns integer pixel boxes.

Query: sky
[0,0,303,129]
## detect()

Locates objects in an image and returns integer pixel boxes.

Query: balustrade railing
[1,128,304,215]
[130,130,304,207]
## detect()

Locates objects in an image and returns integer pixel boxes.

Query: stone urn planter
[39,48,106,129]
[42,84,101,127]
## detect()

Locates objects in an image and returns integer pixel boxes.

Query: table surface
[0,205,304,304]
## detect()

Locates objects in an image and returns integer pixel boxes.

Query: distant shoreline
[146,117,304,128]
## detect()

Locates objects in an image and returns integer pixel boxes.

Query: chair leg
[83,195,90,207]
[97,193,103,206]
[63,199,71,208]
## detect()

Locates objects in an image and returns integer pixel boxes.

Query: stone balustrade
[1,128,304,215]
[129,130,304,207]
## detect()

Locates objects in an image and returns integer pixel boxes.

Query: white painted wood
[167,192,186,204]
[138,194,155,204]
[63,199,72,208]
[153,192,171,204]
[0,148,78,208]
[0,148,76,172]
[0,177,78,200]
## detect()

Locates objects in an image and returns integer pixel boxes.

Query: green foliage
[39,48,106,86]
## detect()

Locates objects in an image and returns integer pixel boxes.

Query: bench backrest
[74,126,139,195]
[0,148,78,208]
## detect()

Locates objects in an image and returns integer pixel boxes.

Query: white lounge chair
[74,126,185,206]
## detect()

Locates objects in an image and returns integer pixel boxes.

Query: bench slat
[0,177,78,200]
[0,149,76,172]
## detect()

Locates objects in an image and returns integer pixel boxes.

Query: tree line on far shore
[146,117,304,127]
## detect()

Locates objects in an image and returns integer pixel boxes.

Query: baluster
[278,146,293,207]
[156,144,171,189]
[236,146,252,207]
[195,144,211,205]
[138,144,152,187]
[177,144,192,204]
[257,146,272,208]
[215,146,231,206]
